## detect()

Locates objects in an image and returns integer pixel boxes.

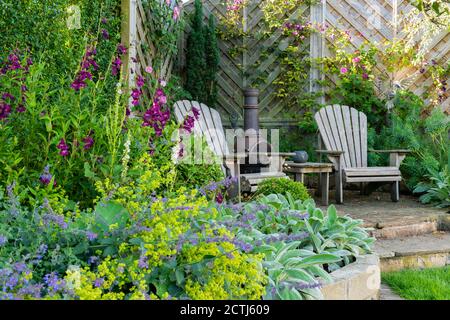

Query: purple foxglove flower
[117,44,127,55]
[215,192,224,204]
[101,29,110,40]
[82,135,94,150]
[192,107,200,120]
[0,103,12,119]
[136,75,145,88]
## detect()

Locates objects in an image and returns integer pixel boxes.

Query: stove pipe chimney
[243,88,259,132]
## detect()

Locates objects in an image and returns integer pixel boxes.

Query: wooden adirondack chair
[314,104,410,204]
[173,100,291,196]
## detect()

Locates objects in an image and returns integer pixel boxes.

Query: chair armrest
[369,149,411,154]
[369,150,411,168]
[222,153,247,160]
[316,150,345,156]
[245,152,296,158]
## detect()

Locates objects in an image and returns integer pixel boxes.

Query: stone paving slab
[374,232,450,258]
[380,283,404,300]
[316,190,448,229]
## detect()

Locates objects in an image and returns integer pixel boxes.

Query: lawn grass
[382,266,450,300]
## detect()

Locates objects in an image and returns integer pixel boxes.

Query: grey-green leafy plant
[218,193,375,300]
[414,167,450,208]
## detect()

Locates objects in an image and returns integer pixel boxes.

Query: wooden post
[310,0,326,105]
[121,0,138,105]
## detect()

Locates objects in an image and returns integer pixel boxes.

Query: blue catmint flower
[138,255,148,269]
[13,262,27,273]
[5,276,18,289]
[86,231,98,241]
[88,256,99,265]
[0,235,7,246]
[94,277,104,288]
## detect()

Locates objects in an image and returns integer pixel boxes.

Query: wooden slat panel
[208,104,230,155]
[345,176,402,183]
[333,105,351,168]
[350,107,362,167]
[326,105,347,168]
[344,167,401,176]
[359,111,368,167]
[342,105,357,168]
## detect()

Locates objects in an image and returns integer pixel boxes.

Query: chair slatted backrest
[314,104,368,169]
[173,100,230,157]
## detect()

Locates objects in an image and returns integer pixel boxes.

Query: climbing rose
[340,67,348,74]
[173,6,180,21]
[145,66,153,73]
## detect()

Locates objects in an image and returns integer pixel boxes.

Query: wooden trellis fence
[121,0,177,105]
[323,0,450,112]
[179,0,312,127]
[121,0,450,124]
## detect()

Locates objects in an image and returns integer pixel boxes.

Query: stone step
[370,221,438,239]
[374,232,450,272]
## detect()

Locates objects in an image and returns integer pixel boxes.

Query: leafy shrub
[254,178,310,201]
[368,90,449,196]
[413,167,450,208]
[0,162,267,300]
[185,0,220,106]
[0,0,121,84]
[174,135,224,190]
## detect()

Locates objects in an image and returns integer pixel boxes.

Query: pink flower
[159,80,167,87]
[340,67,348,74]
[362,73,369,79]
[352,57,361,63]
[145,66,153,74]
[173,6,180,21]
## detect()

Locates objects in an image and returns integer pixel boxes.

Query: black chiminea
[240,88,272,174]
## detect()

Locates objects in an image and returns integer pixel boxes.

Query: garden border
[321,254,380,300]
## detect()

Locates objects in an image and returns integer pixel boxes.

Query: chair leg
[321,172,329,206]
[335,171,343,204]
[391,181,399,202]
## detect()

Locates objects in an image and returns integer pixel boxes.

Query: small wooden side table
[283,161,334,206]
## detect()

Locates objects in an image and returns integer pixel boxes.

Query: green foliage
[382,266,450,300]
[368,90,449,196]
[185,1,220,106]
[175,163,224,190]
[329,74,386,129]
[0,170,267,300]
[0,0,121,83]
[413,167,450,208]
[204,14,220,107]
[274,45,321,127]
[254,178,311,202]
[141,0,184,74]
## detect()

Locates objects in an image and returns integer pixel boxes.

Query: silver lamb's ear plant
[217,193,375,300]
